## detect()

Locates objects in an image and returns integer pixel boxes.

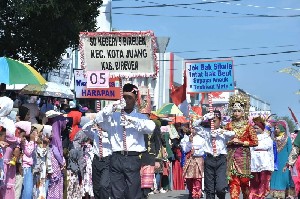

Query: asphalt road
[148,190,273,199]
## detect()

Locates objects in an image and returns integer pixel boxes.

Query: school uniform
[94,106,155,199]
[83,122,112,199]
[195,127,235,199]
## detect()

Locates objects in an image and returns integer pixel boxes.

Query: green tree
[0,0,103,73]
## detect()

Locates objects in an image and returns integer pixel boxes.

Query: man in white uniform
[94,83,155,199]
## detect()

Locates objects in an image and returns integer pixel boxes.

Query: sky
[111,0,300,121]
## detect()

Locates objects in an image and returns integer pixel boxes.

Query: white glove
[203,112,214,120]
[112,98,126,112]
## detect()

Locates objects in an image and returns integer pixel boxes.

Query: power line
[215,1,300,12]
[235,59,300,66]
[172,44,295,54]
[159,58,300,67]
[185,49,300,59]
[156,50,300,61]
[112,0,242,9]
[112,0,300,18]
[114,0,300,12]
[111,12,300,18]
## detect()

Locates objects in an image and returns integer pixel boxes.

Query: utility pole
[156,37,170,109]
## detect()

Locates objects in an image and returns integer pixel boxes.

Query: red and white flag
[170,71,189,116]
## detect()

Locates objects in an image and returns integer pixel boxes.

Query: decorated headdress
[123,83,138,95]
[228,93,250,118]
[252,116,265,131]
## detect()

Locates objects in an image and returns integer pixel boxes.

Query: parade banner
[185,59,234,93]
[74,69,120,99]
[79,31,158,78]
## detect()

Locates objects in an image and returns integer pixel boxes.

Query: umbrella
[156,103,183,116]
[170,116,189,124]
[0,57,46,85]
[20,82,74,99]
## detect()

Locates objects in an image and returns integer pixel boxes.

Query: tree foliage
[0,0,103,73]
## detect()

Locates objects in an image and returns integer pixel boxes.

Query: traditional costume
[287,130,300,197]
[249,117,274,199]
[225,94,258,199]
[181,130,205,199]
[270,120,295,198]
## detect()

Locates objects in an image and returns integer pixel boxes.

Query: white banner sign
[79,31,158,78]
[86,71,109,88]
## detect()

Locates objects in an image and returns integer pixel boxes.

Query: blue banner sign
[186,60,234,93]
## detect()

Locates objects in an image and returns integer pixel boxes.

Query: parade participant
[270,120,295,199]
[249,117,274,199]
[181,122,205,199]
[139,97,162,198]
[266,117,278,171]
[286,129,300,198]
[144,120,165,196]
[289,128,300,194]
[46,110,67,199]
[94,83,156,199]
[193,110,235,199]
[82,116,112,199]
[171,123,185,191]
[225,93,258,199]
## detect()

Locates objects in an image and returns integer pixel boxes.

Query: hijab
[0,96,13,117]
[0,96,16,135]
[67,110,82,141]
[49,115,67,157]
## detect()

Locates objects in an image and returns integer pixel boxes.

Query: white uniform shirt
[83,121,112,158]
[195,127,235,156]
[95,106,155,152]
[180,134,205,156]
[250,132,274,172]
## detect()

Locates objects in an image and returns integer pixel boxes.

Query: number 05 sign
[86,71,109,88]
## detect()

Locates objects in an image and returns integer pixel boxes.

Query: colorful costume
[181,133,205,199]
[288,132,300,196]
[249,117,274,199]
[225,93,258,199]
[270,121,295,198]
[226,120,258,199]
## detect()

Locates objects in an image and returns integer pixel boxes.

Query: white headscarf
[0,96,16,135]
[0,96,13,117]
